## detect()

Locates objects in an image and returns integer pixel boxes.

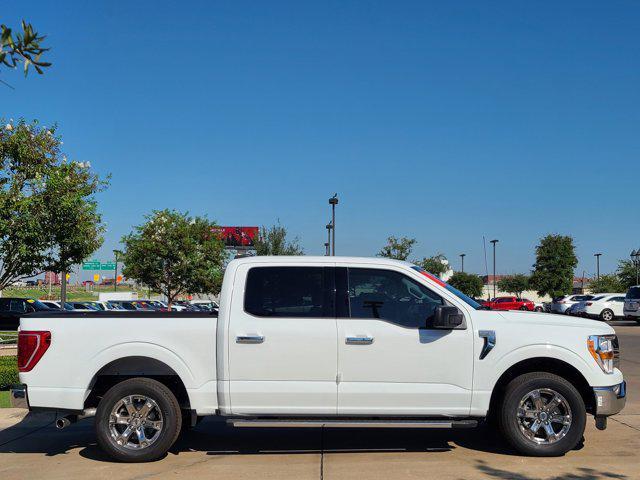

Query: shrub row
[0,356,18,390]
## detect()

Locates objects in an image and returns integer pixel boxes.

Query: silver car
[623,286,640,323]
[550,294,594,314]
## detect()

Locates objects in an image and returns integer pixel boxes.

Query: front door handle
[236,335,265,344]
[346,336,374,345]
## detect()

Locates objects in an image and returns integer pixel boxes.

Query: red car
[482,296,535,311]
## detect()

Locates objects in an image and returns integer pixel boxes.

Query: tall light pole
[632,249,640,285]
[329,194,338,256]
[460,253,466,273]
[325,223,332,256]
[490,239,499,298]
[594,253,602,281]
[113,249,122,291]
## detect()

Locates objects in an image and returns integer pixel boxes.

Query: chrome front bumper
[9,384,29,409]
[593,381,626,416]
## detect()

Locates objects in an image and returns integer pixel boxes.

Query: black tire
[520,306,528,311]
[498,372,586,457]
[534,306,543,312]
[95,377,182,462]
[600,309,614,322]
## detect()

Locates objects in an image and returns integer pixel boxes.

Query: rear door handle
[236,335,265,344]
[346,336,374,345]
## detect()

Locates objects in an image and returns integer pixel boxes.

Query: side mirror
[430,305,463,329]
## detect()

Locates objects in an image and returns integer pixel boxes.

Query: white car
[189,299,219,311]
[571,293,626,321]
[550,294,594,314]
[623,286,640,323]
[11,256,625,462]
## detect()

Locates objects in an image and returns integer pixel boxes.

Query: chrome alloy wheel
[109,395,164,450]
[516,388,572,445]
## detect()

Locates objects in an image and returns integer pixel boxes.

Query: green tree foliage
[378,236,416,261]
[589,274,625,294]
[416,254,450,277]
[1,21,51,76]
[616,260,639,290]
[254,222,303,256]
[0,119,107,291]
[497,274,530,298]
[122,210,226,306]
[448,271,484,298]
[529,234,578,298]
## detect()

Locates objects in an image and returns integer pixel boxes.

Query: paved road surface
[1,321,638,480]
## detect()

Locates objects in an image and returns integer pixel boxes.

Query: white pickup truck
[11,256,625,462]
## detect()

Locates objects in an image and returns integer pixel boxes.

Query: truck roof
[228,256,414,268]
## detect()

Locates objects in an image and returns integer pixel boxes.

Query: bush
[0,356,18,390]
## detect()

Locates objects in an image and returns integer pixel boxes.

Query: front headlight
[588,335,618,374]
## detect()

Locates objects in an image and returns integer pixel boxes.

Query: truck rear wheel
[498,372,586,456]
[95,377,182,462]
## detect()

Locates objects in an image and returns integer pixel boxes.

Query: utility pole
[594,253,602,281]
[113,249,122,291]
[329,194,338,256]
[460,253,466,273]
[490,239,499,298]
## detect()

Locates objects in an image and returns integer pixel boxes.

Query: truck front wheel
[498,372,586,456]
[95,378,182,462]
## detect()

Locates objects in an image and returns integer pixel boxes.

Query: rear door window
[244,267,331,318]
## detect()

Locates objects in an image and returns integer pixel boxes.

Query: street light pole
[490,240,499,298]
[325,223,332,256]
[460,253,466,273]
[632,249,640,285]
[329,194,338,256]
[594,253,602,281]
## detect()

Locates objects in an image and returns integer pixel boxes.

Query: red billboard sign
[213,226,259,248]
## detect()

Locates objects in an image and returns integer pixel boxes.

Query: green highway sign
[101,262,117,270]
[82,260,101,270]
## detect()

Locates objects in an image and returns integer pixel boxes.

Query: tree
[378,236,416,261]
[0,119,107,295]
[616,260,639,290]
[121,210,226,307]
[415,254,450,277]
[254,222,303,255]
[497,274,530,298]
[529,234,578,298]
[1,21,51,77]
[589,274,624,294]
[448,271,484,298]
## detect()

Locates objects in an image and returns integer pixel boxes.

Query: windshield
[627,287,640,300]
[411,266,483,310]
[29,299,53,311]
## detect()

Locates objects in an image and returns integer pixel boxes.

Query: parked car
[87,301,127,311]
[190,299,219,313]
[10,256,625,462]
[623,286,640,323]
[571,294,626,321]
[40,301,75,311]
[481,296,534,311]
[550,294,594,314]
[82,280,96,287]
[25,280,38,287]
[533,302,545,312]
[0,298,51,330]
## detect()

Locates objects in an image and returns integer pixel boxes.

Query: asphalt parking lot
[1,321,639,480]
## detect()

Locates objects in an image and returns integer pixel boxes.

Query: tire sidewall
[499,373,586,456]
[600,309,613,322]
[95,378,182,462]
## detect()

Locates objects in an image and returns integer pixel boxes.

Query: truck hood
[494,310,615,334]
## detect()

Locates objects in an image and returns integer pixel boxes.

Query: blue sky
[2,1,639,278]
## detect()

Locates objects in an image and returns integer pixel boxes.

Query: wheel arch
[84,356,191,410]
[487,357,595,419]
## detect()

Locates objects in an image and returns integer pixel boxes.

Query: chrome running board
[228,418,478,429]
